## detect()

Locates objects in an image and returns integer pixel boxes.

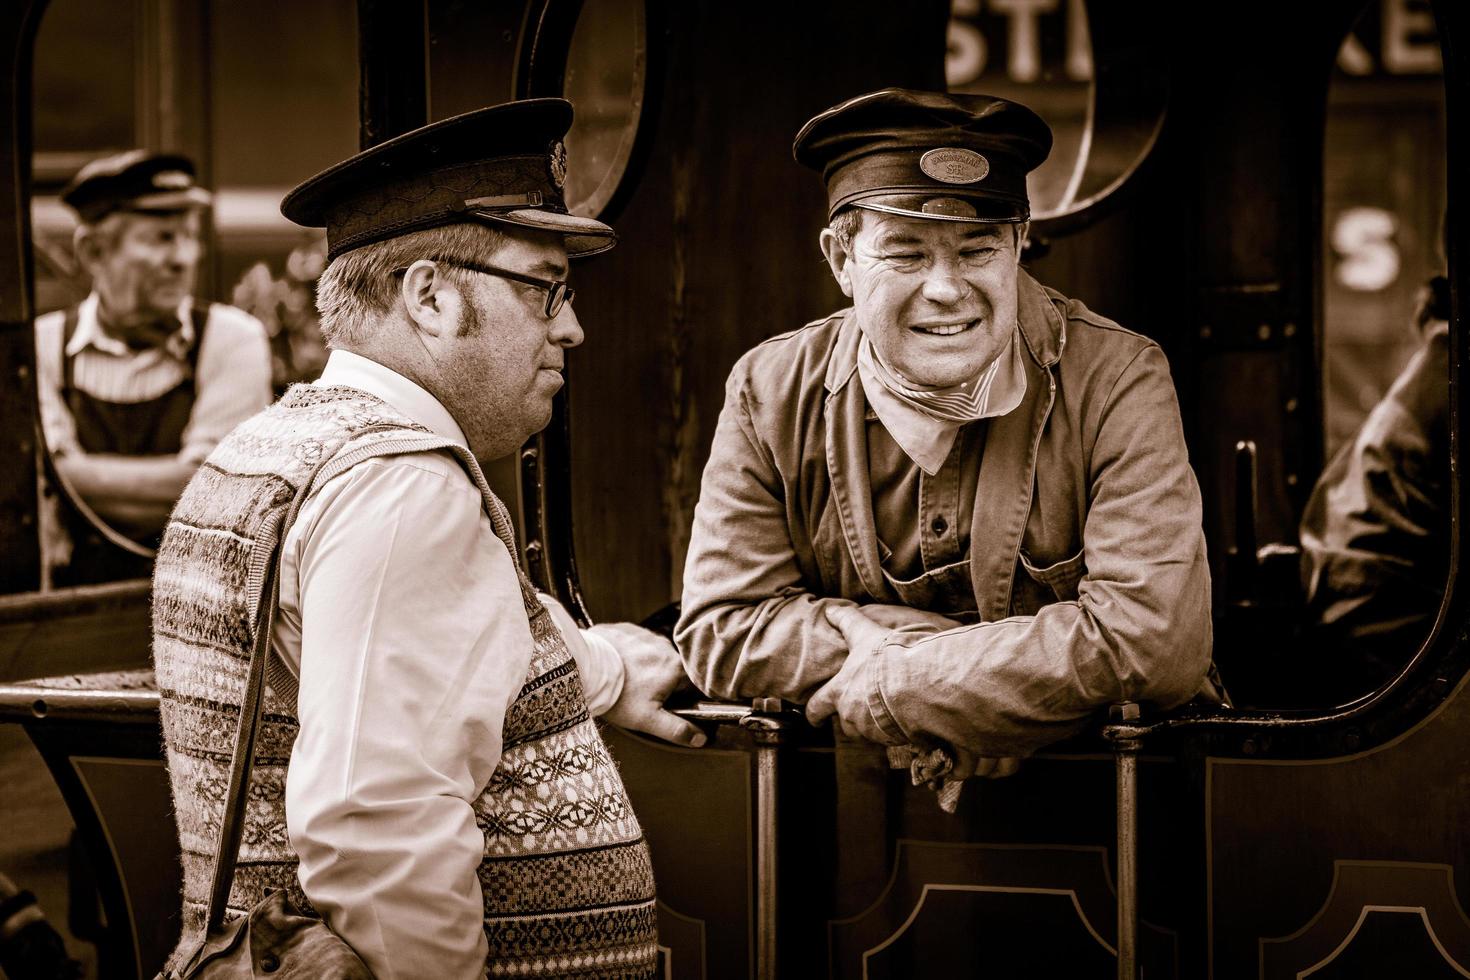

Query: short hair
[315,220,506,348]
[828,206,865,252]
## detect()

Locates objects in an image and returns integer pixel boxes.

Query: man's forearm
[850,580,1213,757]
[57,452,198,507]
[676,595,961,703]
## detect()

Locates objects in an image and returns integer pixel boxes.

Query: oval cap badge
[920,148,989,185]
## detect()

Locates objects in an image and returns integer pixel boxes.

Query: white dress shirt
[275,349,626,980]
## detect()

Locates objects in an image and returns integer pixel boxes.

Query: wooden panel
[563,1,949,622]
[1208,678,1470,977]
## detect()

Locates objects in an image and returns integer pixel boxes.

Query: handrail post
[1107,700,1144,980]
[740,698,792,980]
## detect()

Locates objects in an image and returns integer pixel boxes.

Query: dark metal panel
[0,2,45,594]
[357,0,428,148]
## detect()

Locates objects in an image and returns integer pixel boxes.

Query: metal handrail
[0,578,150,625]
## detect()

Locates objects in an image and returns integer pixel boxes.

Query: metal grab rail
[672,698,801,980]
[1104,701,1144,980]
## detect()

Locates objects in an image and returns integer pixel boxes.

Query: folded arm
[676,373,957,702]
[814,346,1213,757]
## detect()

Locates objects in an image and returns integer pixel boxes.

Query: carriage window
[1287,0,1446,707]
[947,0,1165,220]
[31,0,356,587]
[561,0,647,218]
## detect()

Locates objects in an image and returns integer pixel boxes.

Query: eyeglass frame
[392,256,574,319]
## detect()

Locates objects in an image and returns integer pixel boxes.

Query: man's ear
[1013,220,1031,258]
[818,228,855,299]
[73,225,104,274]
[400,259,455,338]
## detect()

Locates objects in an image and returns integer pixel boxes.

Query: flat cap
[281,98,615,261]
[793,88,1052,223]
[61,150,213,224]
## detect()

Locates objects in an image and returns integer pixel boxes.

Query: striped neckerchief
[856,329,1027,475]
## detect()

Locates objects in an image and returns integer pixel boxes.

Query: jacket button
[930,515,948,536]
[260,954,280,972]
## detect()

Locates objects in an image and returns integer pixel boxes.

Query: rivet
[1283,322,1297,338]
[1284,398,1298,413]
[1199,325,1213,340]
[17,364,29,381]
[1257,324,1272,341]
[1286,473,1299,486]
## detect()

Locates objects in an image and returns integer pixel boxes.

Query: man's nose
[921,263,969,305]
[551,304,585,349]
[168,236,201,269]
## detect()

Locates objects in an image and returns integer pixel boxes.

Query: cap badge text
[547,140,568,190]
[919,148,989,185]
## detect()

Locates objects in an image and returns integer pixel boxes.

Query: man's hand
[806,603,893,732]
[590,622,707,748]
[816,605,1022,779]
[948,748,1023,782]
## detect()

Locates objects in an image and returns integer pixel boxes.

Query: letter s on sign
[1332,206,1401,292]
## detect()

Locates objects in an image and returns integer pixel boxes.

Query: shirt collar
[315,349,469,448]
[857,330,1027,475]
[66,292,194,358]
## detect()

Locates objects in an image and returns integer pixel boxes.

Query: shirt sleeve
[536,594,627,717]
[33,310,81,456]
[283,453,533,980]
[179,306,273,463]
[675,365,877,701]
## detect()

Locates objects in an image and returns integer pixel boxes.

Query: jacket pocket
[1019,548,1087,603]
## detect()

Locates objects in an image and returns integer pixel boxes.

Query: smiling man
[677,89,1218,776]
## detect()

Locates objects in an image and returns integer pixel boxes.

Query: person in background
[34,150,271,581]
[1299,266,1451,699]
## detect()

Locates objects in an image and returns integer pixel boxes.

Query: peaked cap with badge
[281,98,614,261]
[61,150,213,224]
[793,88,1052,223]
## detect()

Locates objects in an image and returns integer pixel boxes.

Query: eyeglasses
[394,257,574,319]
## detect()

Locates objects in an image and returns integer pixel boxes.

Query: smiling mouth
[911,319,977,337]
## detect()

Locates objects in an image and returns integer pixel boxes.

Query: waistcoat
[152,383,658,977]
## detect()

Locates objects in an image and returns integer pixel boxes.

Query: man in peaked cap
[35,150,272,582]
[152,99,701,978]
[678,89,1219,792]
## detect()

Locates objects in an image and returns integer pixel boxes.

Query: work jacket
[676,271,1215,755]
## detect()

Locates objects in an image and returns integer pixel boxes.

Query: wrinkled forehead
[859,210,1016,249]
[489,224,572,276]
[96,207,203,240]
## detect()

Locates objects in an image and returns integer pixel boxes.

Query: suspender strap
[59,305,80,396]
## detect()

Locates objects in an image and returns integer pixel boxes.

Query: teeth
[915,321,972,336]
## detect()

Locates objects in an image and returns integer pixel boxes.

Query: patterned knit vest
[152,384,658,977]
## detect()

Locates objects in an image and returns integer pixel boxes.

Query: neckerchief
[857,329,1027,475]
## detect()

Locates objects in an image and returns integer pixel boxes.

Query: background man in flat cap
[152,99,700,978]
[35,151,272,579]
[678,89,1218,782]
